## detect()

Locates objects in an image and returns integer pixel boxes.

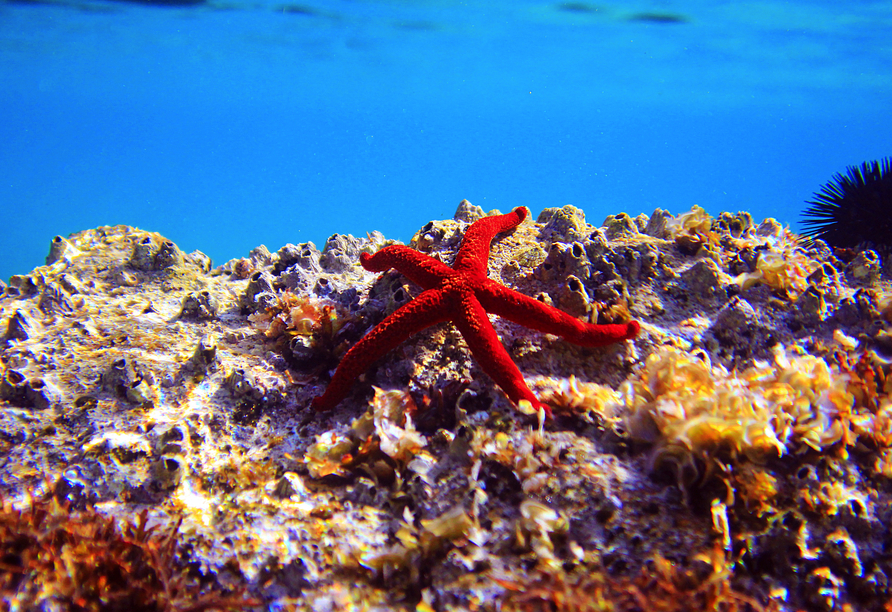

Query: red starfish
[311,207,640,417]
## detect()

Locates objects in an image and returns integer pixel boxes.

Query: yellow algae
[622,345,862,482]
[532,374,621,422]
[248,291,338,339]
[303,387,426,480]
[734,248,817,297]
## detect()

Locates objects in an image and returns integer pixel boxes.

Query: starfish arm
[311,290,451,411]
[478,280,640,347]
[360,246,452,291]
[453,207,527,276]
[452,291,553,417]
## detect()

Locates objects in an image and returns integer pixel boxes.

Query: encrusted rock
[2,204,892,612]
[679,259,726,301]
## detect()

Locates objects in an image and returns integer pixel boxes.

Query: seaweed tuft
[0,488,257,611]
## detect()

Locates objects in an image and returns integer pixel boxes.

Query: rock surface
[2,201,892,611]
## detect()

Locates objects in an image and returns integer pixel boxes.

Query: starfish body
[311,207,640,416]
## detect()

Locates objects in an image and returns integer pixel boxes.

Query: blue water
[2,0,891,281]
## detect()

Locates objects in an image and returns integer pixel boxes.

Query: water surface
[2,0,890,279]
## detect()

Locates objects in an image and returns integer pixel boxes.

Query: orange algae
[499,545,774,612]
[248,290,339,339]
[0,489,255,610]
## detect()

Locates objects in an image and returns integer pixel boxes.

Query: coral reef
[2,202,892,610]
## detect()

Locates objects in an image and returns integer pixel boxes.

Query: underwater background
[1,0,890,282]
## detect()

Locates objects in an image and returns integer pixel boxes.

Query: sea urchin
[800,157,892,250]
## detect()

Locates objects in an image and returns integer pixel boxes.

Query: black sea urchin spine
[800,157,892,250]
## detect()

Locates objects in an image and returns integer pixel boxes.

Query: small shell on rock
[191,334,218,372]
[45,235,81,266]
[453,199,485,224]
[556,275,591,318]
[180,290,219,320]
[643,208,673,239]
[601,212,641,241]
[5,309,38,342]
[537,205,588,242]
[847,250,881,286]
